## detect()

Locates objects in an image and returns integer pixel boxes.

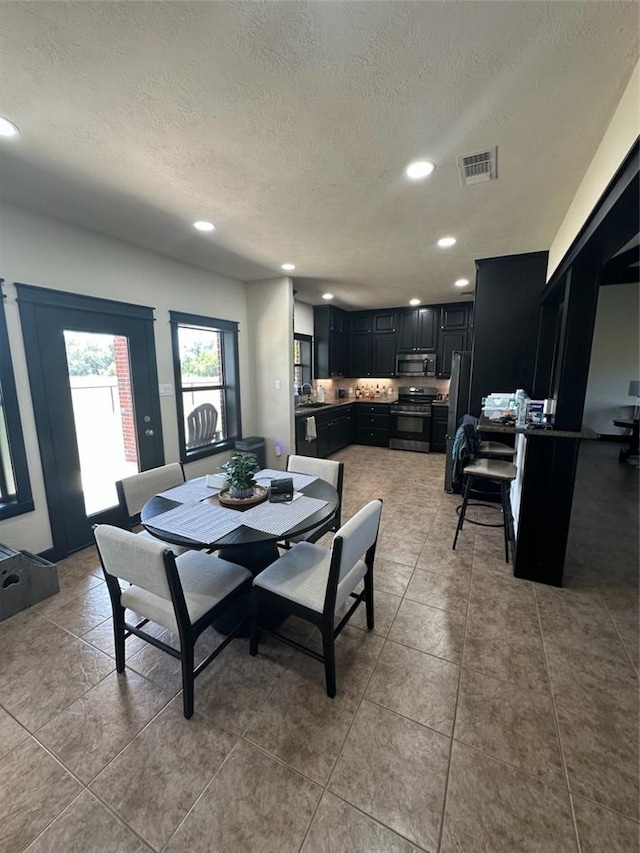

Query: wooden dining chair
[94,524,252,718]
[116,462,188,555]
[250,499,383,697]
[281,455,344,547]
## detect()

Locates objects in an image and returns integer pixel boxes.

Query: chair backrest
[94,524,173,601]
[331,499,382,584]
[186,403,219,450]
[287,455,343,493]
[116,462,185,523]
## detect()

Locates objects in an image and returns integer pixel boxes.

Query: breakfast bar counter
[478,418,599,586]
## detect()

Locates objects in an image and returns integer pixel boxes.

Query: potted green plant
[220,451,260,499]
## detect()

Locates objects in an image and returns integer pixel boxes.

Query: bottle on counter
[355,385,360,399]
[382,385,387,398]
[375,384,380,398]
[515,390,530,427]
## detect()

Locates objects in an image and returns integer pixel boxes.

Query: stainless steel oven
[389,386,437,453]
[396,352,436,378]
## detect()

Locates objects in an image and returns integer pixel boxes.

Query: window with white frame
[170,311,241,461]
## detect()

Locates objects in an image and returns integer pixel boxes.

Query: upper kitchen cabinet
[397,307,437,352]
[349,310,397,335]
[314,305,348,377]
[439,303,472,331]
[348,330,396,377]
[436,303,474,378]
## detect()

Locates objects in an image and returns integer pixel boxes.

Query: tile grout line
[533,585,583,853]
[297,493,422,853]
[434,534,474,853]
[599,594,639,678]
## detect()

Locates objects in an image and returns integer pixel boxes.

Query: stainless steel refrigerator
[444,350,472,492]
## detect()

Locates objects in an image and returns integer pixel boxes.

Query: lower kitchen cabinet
[295,405,355,458]
[430,405,448,453]
[355,403,390,447]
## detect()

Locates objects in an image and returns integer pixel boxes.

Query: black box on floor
[0,544,59,623]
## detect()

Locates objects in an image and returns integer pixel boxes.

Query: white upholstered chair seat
[250,499,383,698]
[94,523,252,719]
[121,549,250,634]
[253,541,367,613]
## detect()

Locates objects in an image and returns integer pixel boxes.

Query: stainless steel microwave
[396,352,437,377]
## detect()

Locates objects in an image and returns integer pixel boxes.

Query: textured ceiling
[0,1,637,308]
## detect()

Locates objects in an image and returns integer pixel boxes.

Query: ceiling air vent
[457,147,497,186]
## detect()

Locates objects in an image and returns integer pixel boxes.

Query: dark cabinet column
[469,252,548,414]
[551,266,600,431]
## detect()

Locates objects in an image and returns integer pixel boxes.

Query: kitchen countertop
[478,417,599,440]
[432,400,449,407]
[294,398,397,416]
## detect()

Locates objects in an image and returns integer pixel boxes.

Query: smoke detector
[457,147,497,186]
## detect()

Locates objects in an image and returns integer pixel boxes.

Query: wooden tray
[218,484,269,509]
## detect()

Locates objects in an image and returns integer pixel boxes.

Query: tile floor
[0,441,637,852]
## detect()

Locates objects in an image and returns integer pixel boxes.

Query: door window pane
[64,331,139,515]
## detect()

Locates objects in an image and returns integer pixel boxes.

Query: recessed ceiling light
[193,221,215,232]
[454,278,470,287]
[0,116,19,137]
[322,293,334,300]
[405,160,436,180]
[437,236,456,248]
[409,298,420,306]
[281,263,296,271]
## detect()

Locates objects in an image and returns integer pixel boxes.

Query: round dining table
[141,475,339,632]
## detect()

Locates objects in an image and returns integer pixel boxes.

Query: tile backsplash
[315,377,450,401]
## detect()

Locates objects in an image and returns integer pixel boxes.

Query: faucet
[300,382,313,403]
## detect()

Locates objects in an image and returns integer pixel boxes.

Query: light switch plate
[275,379,281,390]
[159,383,173,397]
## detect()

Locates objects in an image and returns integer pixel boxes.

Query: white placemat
[254,469,318,491]
[157,478,221,503]
[241,496,329,536]
[145,501,241,543]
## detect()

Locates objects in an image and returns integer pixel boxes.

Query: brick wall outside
[114,337,138,463]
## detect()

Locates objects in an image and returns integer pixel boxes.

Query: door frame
[16,284,164,559]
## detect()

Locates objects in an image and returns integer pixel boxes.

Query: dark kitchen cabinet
[355,403,390,447]
[373,312,396,333]
[398,308,437,352]
[437,330,468,379]
[430,405,448,453]
[440,304,471,331]
[314,306,348,377]
[295,405,355,458]
[349,313,372,334]
[371,333,396,376]
[469,253,548,414]
[436,303,473,378]
[349,310,396,335]
[349,335,372,377]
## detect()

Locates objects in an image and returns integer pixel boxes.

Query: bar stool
[478,440,517,459]
[452,458,517,562]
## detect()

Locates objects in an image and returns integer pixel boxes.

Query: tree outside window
[170,312,241,461]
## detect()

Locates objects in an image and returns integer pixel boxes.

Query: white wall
[584,282,640,435]
[547,60,639,278]
[293,300,314,336]
[0,201,254,552]
[245,277,295,469]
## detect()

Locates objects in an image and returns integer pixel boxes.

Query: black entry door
[17,286,164,557]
